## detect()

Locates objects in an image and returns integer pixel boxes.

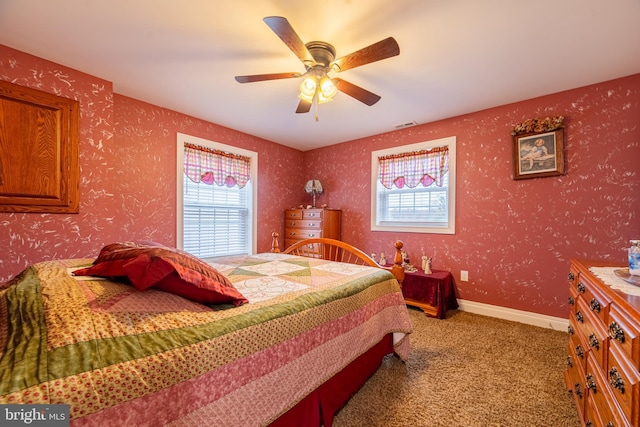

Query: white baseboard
[456,299,569,332]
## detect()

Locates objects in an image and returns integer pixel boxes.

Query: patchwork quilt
[0,253,412,426]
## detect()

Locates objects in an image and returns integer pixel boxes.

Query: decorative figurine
[422,255,433,274]
[379,252,386,266]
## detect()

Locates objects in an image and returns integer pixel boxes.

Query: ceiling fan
[235,16,400,114]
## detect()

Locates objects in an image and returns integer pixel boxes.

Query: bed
[0,235,412,426]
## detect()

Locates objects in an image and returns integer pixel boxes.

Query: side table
[398,269,458,318]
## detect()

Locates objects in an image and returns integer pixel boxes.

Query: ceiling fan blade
[333,78,381,106]
[235,72,301,83]
[331,37,400,72]
[296,99,312,114]
[263,16,315,66]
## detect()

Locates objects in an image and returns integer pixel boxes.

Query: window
[176,133,258,258]
[371,136,456,234]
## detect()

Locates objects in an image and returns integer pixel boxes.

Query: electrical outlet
[460,270,469,282]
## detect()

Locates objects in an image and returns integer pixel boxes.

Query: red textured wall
[0,44,303,282]
[304,73,640,317]
[1,43,638,318]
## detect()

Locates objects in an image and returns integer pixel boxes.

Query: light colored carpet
[333,309,581,427]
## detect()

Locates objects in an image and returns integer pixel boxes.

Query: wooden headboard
[270,232,405,284]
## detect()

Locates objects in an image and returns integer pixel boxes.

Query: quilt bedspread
[0,253,412,427]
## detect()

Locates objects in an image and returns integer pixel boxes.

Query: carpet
[333,308,581,426]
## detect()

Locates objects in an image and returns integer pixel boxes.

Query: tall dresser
[564,259,640,427]
[284,208,341,249]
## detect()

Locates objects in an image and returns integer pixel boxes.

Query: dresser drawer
[568,285,579,317]
[568,265,580,288]
[286,218,323,229]
[285,209,303,220]
[285,229,322,240]
[607,342,640,426]
[578,273,612,325]
[585,354,630,427]
[608,304,640,371]
[576,297,609,369]
[570,317,588,371]
[302,209,323,220]
[565,340,587,419]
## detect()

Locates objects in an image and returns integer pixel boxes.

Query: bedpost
[391,240,405,285]
[271,232,280,253]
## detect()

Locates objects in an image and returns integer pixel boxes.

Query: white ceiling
[1,0,639,151]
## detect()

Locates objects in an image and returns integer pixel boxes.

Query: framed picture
[513,129,564,180]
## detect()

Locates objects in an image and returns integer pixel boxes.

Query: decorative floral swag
[512,115,564,136]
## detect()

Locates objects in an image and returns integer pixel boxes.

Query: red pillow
[74,242,247,306]
[73,241,165,278]
[122,252,247,306]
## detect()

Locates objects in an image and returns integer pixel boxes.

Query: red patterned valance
[378,146,449,189]
[184,143,251,188]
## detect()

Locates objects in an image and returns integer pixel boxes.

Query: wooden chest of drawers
[284,208,341,249]
[564,259,640,427]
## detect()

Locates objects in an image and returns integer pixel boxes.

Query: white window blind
[183,177,250,258]
[376,173,449,225]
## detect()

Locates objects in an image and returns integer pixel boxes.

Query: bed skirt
[270,333,394,426]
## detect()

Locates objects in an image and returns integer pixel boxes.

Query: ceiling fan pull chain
[315,98,319,122]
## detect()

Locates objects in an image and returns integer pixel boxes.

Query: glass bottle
[629,240,640,276]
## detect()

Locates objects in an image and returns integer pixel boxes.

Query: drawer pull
[568,272,575,281]
[585,422,593,427]
[308,233,315,237]
[588,333,599,350]
[575,311,584,323]
[608,322,625,343]
[577,282,586,294]
[289,232,296,236]
[608,367,625,394]
[575,345,584,359]
[566,356,573,368]
[568,296,574,306]
[589,298,601,313]
[574,383,583,398]
[289,222,297,226]
[307,223,318,227]
[568,325,574,335]
[586,373,597,393]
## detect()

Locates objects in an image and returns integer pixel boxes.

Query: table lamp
[304,179,323,207]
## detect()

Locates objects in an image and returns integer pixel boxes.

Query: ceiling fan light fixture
[319,76,337,99]
[299,75,318,102]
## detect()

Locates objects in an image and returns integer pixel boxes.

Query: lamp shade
[304,179,323,194]
[304,179,323,207]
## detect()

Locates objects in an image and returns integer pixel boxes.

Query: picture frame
[513,129,564,180]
